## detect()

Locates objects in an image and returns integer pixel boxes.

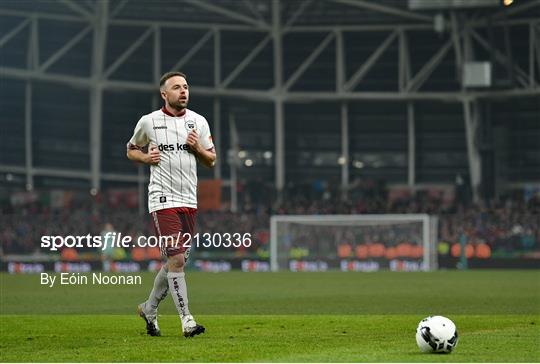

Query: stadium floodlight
[270,214,438,272]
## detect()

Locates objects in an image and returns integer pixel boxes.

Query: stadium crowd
[1,179,539,259]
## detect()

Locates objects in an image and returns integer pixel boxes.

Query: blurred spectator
[0,182,538,259]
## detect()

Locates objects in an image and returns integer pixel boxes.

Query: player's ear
[160,89,167,101]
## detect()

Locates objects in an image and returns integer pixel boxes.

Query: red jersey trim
[161,107,186,118]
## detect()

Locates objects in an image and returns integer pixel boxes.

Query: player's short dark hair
[159,71,187,89]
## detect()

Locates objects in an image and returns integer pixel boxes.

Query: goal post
[270,214,438,272]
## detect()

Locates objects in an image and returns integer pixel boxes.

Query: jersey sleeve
[199,117,215,151]
[126,116,150,151]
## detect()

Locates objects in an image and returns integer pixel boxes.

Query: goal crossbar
[270,214,438,272]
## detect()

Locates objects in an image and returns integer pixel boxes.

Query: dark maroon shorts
[151,207,197,257]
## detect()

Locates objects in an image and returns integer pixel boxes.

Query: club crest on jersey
[185,120,197,132]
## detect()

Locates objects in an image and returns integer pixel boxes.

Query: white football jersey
[127,107,214,213]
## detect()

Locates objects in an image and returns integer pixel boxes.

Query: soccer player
[126,71,216,337]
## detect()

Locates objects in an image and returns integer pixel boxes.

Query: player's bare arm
[127,144,160,165]
[186,130,216,168]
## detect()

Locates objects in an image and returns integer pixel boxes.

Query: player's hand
[146,145,160,165]
[186,130,201,153]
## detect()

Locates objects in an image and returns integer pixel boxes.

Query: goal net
[270,214,438,272]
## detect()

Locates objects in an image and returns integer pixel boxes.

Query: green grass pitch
[1,270,539,362]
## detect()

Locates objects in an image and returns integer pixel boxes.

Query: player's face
[162,76,189,110]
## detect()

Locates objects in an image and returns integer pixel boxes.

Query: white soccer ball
[416,315,458,353]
